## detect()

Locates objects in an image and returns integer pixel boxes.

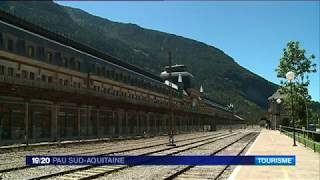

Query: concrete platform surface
[229,129,320,180]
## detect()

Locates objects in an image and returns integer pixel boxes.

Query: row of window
[0,32,81,71]
[0,32,176,96]
[0,64,176,106]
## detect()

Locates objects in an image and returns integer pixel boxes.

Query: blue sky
[57,1,319,101]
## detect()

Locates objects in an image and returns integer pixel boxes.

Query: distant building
[267,90,289,129]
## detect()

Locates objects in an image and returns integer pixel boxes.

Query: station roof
[267,90,284,101]
[0,10,162,82]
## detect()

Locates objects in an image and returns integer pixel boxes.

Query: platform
[229,129,320,180]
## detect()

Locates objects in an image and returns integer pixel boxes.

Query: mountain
[0,1,279,121]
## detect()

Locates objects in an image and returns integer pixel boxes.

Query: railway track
[29,131,246,180]
[162,132,259,180]
[0,131,230,174]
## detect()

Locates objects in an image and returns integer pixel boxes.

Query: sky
[57,1,320,101]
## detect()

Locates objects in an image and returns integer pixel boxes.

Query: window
[101,67,105,76]
[37,46,45,59]
[59,79,63,85]
[30,72,35,80]
[78,82,81,88]
[16,39,26,55]
[128,76,131,84]
[70,57,75,68]
[8,67,14,76]
[41,74,47,82]
[48,76,53,83]
[115,73,118,81]
[63,57,68,67]
[97,66,100,76]
[106,70,110,78]
[76,61,80,71]
[111,70,115,79]
[27,46,34,57]
[47,52,53,63]
[54,52,61,62]
[119,73,123,81]
[7,38,14,51]
[64,79,69,86]
[0,32,3,48]
[22,70,28,78]
[0,65,4,75]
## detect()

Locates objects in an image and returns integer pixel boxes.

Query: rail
[280,125,320,153]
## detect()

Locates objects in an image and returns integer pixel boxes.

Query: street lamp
[286,71,296,146]
[276,98,282,130]
[228,103,234,132]
[199,85,203,101]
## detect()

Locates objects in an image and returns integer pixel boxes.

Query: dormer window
[76,61,80,71]
[7,38,14,52]
[37,46,45,59]
[70,57,75,68]
[47,52,53,63]
[0,32,3,47]
[27,46,34,57]
[63,57,68,67]
[96,66,101,76]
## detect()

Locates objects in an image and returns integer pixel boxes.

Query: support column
[24,101,29,146]
[112,110,115,137]
[124,111,127,135]
[154,113,157,135]
[147,112,150,134]
[51,103,58,141]
[77,106,81,140]
[97,108,100,138]
[136,111,139,135]
[87,106,91,138]
[118,109,123,136]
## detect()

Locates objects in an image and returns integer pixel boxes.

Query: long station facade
[0,10,244,146]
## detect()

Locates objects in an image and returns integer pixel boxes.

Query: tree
[275,41,317,127]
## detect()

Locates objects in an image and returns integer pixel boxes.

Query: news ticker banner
[26,155,295,166]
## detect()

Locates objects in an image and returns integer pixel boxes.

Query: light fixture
[286,71,295,81]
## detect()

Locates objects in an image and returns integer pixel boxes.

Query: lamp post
[199,85,203,132]
[228,103,234,132]
[276,98,282,130]
[200,85,203,94]
[286,71,296,146]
